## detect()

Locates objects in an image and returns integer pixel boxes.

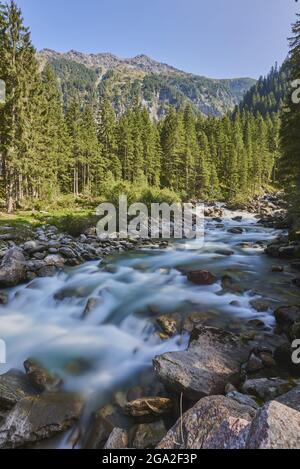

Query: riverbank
[0,194,300,449]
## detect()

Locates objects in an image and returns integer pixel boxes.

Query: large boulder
[157,396,255,449]
[0,370,36,412]
[0,393,83,449]
[153,326,250,400]
[246,401,300,449]
[0,248,27,288]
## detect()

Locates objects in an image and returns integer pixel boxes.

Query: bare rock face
[157,396,255,449]
[0,370,36,412]
[186,270,217,286]
[0,393,83,449]
[0,248,27,288]
[104,428,129,449]
[124,397,173,419]
[153,326,250,400]
[246,401,300,449]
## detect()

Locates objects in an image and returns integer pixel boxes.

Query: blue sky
[16,0,299,79]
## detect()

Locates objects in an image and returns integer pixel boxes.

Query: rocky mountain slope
[38,49,256,117]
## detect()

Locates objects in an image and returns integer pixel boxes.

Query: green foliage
[280,14,300,228]
[0,1,282,216]
[236,62,289,117]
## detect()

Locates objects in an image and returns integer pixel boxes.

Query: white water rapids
[0,208,297,440]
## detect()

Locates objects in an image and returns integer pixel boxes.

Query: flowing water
[0,208,299,447]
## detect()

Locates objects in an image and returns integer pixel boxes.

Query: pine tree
[97,96,121,179]
[0,1,43,211]
[280,13,300,225]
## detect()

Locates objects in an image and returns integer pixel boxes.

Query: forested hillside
[0,2,280,214]
[38,49,256,118]
[236,62,290,117]
[280,14,300,229]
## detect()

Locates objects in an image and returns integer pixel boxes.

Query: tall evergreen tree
[280,14,300,225]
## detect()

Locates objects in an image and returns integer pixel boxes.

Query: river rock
[274,305,300,339]
[156,313,182,337]
[157,396,255,449]
[59,247,76,259]
[81,297,102,319]
[242,378,295,401]
[246,401,300,449]
[85,404,132,449]
[0,248,27,288]
[228,227,243,235]
[226,391,259,410]
[44,254,65,267]
[0,292,8,305]
[186,270,217,286]
[23,241,47,254]
[124,398,173,419]
[23,359,62,392]
[153,326,250,400]
[276,385,300,412]
[104,428,129,449]
[133,421,167,449]
[215,249,234,256]
[0,393,83,449]
[0,370,36,412]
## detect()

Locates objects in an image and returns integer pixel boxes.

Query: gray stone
[226,391,259,410]
[0,393,83,449]
[0,370,36,411]
[153,326,250,400]
[104,428,129,449]
[0,248,27,287]
[59,247,76,259]
[246,401,300,449]
[276,385,300,412]
[23,241,47,254]
[85,404,132,449]
[186,270,217,286]
[157,396,255,449]
[133,421,167,449]
[274,305,300,340]
[242,378,295,401]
